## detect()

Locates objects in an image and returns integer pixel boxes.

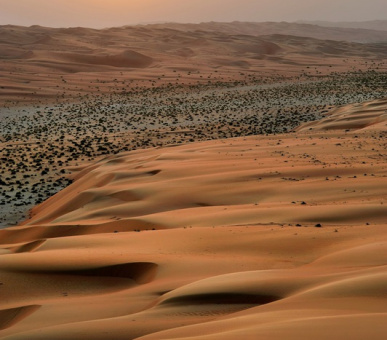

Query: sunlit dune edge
[295,97,387,131]
[0,98,386,339]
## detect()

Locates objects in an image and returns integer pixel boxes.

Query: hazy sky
[1,0,386,28]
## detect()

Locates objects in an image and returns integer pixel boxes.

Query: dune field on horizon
[0,20,386,339]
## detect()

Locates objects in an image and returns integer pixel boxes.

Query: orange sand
[0,100,386,339]
[1,23,386,106]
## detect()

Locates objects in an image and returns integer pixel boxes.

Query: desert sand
[1,100,386,339]
[1,22,387,106]
[0,22,386,339]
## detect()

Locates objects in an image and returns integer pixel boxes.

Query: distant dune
[1,22,387,103]
[146,21,387,43]
[298,20,387,32]
[50,50,153,68]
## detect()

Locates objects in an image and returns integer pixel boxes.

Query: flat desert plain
[0,22,386,339]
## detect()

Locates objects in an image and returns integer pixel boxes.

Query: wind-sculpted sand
[0,21,386,339]
[1,72,386,227]
[296,97,387,132]
[0,102,386,339]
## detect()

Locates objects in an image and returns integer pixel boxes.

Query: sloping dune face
[148,21,387,43]
[296,98,387,132]
[19,126,387,229]
[55,50,153,68]
[0,25,154,72]
[0,103,386,339]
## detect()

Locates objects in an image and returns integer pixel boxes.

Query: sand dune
[0,21,386,340]
[0,223,385,339]
[147,21,387,43]
[17,104,386,230]
[0,104,386,338]
[1,22,386,104]
[299,20,387,32]
[296,98,387,131]
[0,306,40,331]
[46,50,153,68]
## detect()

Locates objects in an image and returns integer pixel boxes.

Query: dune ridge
[0,20,386,339]
[0,306,40,331]
[295,97,387,131]
[0,97,386,339]
[145,21,387,43]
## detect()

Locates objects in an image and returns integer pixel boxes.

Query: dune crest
[56,50,153,68]
[0,21,386,339]
[0,306,40,331]
[1,108,386,338]
[295,98,387,131]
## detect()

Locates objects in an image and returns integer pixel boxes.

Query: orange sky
[1,0,386,28]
